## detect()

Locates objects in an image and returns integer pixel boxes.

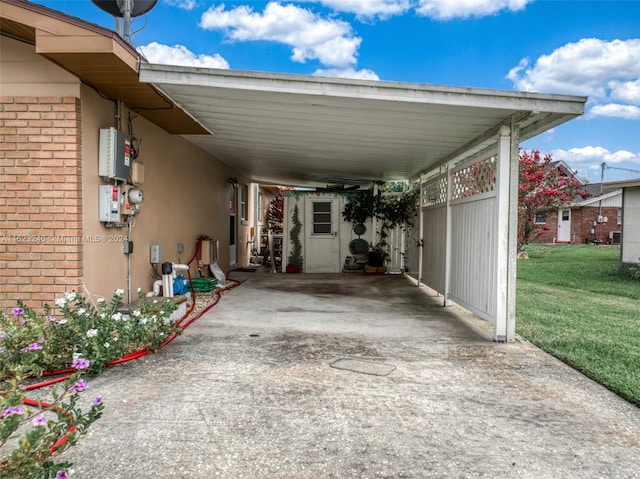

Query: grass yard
[516,244,640,406]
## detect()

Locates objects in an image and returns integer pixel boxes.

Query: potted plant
[342,183,419,272]
[286,203,303,273]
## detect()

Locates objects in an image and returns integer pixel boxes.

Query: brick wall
[0,96,83,312]
[572,206,621,244]
[533,206,621,245]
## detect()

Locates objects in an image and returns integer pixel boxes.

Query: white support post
[494,124,518,342]
[507,120,520,341]
[418,175,424,287]
[443,165,452,307]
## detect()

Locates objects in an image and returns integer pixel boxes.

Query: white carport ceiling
[139,64,586,188]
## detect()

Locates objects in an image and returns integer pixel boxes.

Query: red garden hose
[19,235,243,458]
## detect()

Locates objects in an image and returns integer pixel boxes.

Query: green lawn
[516,244,640,406]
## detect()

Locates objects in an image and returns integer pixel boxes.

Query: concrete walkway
[65,272,640,478]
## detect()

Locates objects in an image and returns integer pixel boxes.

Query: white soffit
[139,64,586,188]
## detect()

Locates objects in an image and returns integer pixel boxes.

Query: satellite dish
[92,0,158,18]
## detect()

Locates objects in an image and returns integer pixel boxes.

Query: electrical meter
[128,188,144,204]
[122,187,144,215]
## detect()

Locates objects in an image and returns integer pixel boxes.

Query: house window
[240,184,249,221]
[617,208,622,225]
[534,212,547,224]
[312,201,332,234]
[257,192,263,224]
[561,210,570,221]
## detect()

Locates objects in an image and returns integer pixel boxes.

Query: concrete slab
[63,272,640,478]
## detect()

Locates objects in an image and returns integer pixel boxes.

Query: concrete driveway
[64,272,640,478]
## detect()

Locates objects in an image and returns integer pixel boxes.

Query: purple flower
[38,336,45,343]
[45,315,56,325]
[2,406,24,418]
[11,307,24,316]
[21,342,43,353]
[56,471,69,479]
[92,396,103,406]
[71,379,87,393]
[32,414,47,426]
[71,357,90,370]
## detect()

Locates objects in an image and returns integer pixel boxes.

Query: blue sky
[35,0,640,182]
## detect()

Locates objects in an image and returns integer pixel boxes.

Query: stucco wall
[0,35,79,97]
[79,84,248,302]
[1,35,252,310]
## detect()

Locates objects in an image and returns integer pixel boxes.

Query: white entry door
[557,208,571,242]
[304,198,341,273]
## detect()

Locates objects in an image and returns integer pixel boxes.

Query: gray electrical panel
[99,128,131,181]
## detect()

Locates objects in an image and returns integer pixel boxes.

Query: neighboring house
[0,0,274,312]
[534,184,623,245]
[602,178,640,266]
[528,160,622,245]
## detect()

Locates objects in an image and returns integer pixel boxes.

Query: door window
[312,201,332,234]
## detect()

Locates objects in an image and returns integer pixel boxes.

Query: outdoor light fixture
[228,177,239,189]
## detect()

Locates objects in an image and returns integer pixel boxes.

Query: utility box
[99,185,121,222]
[99,128,131,181]
[610,231,622,244]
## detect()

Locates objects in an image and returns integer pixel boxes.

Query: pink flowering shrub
[0,361,104,478]
[0,289,179,477]
[1,289,178,375]
[518,149,589,251]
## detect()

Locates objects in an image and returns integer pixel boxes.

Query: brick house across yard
[533,184,622,245]
[531,160,623,245]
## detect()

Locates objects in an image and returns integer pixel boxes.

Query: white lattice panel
[451,156,496,200]
[422,175,447,207]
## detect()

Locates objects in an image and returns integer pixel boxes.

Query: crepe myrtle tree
[518,149,589,251]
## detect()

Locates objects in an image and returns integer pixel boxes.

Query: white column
[444,165,452,307]
[494,124,518,342]
[418,175,424,286]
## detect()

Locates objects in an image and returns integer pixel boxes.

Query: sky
[33,0,640,183]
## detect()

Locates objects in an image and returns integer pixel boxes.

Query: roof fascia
[576,189,622,206]
[139,63,587,114]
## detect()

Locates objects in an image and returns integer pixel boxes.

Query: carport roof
[139,63,586,188]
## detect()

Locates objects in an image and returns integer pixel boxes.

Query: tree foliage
[518,149,589,251]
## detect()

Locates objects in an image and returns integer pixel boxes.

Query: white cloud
[415,0,531,20]
[164,0,197,10]
[138,42,230,68]
[610,80,640,104]
[302,0,411,20]
[507,38,640,120]
[589,104,640,120]
[199,2,361,68]
[313,67,380,80]
[553,146,640,166]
